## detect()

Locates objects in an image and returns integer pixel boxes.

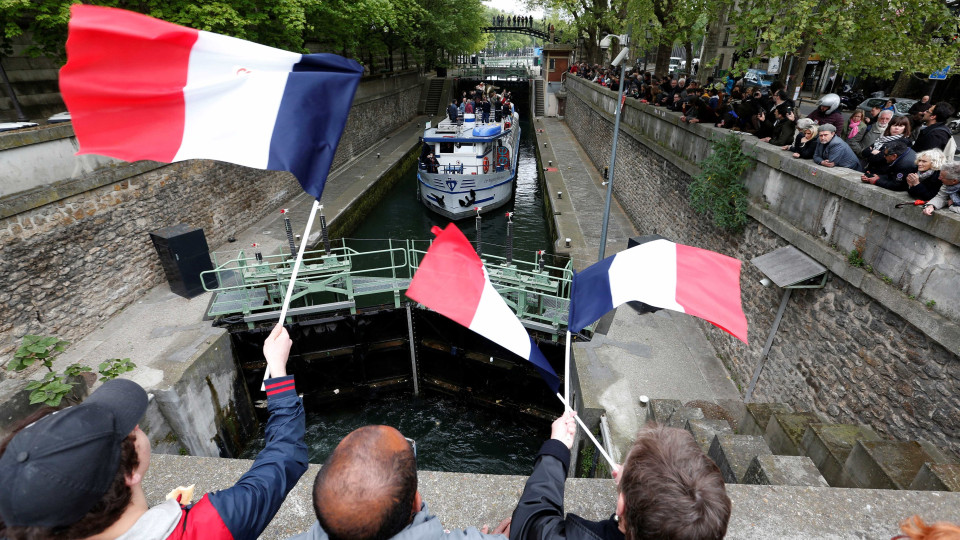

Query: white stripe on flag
[608,239,684,312]
[175,31,301,167]
[468,271,532,359]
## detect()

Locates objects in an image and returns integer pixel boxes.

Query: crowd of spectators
[568,61,959,217]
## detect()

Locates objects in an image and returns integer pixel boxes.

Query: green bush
[689,134,752,231]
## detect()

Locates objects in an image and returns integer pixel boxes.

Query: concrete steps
[424,78,444,116]
[645,399,958,492]
[534,79,545,117]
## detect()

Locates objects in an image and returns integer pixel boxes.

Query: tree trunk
[891,70,917,97]
[699,20,721,84]
[683,41,693,78]
[785,37,813,96]
[654,42,672,79]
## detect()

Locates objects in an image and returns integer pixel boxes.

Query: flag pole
[564,330,571,403]
[262,199,322,389]
[556,393,616,470]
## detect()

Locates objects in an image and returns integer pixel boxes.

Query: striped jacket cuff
[264,375,296,399]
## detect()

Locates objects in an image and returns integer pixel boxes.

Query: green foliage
[99,358,137,382]
[848,249,865,268]
[24,367,81,407]
[926,299,937,309]
[689,133,752,231]
[7,335,70,373]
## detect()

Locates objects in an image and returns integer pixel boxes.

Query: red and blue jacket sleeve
[204,375,308,540]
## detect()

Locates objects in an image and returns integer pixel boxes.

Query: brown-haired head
[896,515,960,539]
[617,424,730,540]
[313,426,418,540]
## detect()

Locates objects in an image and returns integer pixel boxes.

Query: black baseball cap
[0,379,148,527]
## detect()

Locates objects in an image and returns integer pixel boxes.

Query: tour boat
[417,110,520,220]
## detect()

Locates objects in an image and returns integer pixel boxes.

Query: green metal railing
[201,238,573,336]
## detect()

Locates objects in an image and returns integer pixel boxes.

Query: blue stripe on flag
[268,53,363,200]
[528,336,560,392]
[568,254,616,333]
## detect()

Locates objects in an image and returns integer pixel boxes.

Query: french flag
[406,224,560,391]
[59,5,364,200]
[568,237,748,343]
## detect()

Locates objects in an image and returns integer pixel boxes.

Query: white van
[668,57,683,73]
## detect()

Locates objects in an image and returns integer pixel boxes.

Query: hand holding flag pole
[555,392,616,470]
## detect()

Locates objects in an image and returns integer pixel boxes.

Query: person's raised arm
[205,324,308,540]
[510,412,578,540]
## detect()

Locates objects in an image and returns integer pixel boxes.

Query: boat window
[439,142,455,153]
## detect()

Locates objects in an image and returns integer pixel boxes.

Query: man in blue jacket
[813,124,862,171]
[510,412,730,540]
[0,324,307,540]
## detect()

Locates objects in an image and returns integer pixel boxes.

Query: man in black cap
[0,323,306,540]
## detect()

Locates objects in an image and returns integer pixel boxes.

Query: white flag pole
[262,199,322,390]
[556,392,616,470]
[564,330,571,404]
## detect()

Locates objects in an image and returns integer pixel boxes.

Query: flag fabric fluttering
[568,237,748,343]
[59,4,364,200]
[406,224,560,392]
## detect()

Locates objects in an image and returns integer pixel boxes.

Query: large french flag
[59,5,364,200]
[406,224,560,391]
[568,237,748,343]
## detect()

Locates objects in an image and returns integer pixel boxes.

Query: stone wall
[563,75,960,458]
[0,72,424,367]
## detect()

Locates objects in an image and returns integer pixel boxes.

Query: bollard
[548,160,553,166]
[557,191,562,199]
[565,238,571,248]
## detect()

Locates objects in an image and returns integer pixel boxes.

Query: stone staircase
[646,399,960,492]
[534,79,545,117]
[424,78,445,116]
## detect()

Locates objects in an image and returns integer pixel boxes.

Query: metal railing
[201,238,574,337]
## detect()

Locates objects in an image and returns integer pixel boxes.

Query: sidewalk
[536,110,741,456]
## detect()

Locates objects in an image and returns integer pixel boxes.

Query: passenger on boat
[426,154,440,173]
[447,100,459,122]
[465,99,475,114]
[481,98,491,123]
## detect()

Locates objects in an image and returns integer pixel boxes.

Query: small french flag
[59,5,363,200]
[406,224,560,391]
[568,237,748,343]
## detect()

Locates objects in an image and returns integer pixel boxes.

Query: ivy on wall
[689,134,752,231]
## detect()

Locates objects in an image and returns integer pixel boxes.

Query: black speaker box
[149,224,216,298]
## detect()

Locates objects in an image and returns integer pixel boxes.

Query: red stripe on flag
[60,5,196,162]
[405,224,485,327]
[266,385,295,396]
[674,244,748,344]
[264,380,293,390]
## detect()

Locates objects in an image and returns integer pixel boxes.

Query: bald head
[313,426,418,540]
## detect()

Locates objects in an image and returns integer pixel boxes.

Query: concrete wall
[563,75,960,459]
[0,34,65,123]
[0,72,424,365]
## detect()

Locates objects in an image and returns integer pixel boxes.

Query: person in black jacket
[760,105,798,146]
[785,119,818,160]
[861,138,915,191]
[914,102,955,153]
[906,149,946,200]
[510,412,730,540]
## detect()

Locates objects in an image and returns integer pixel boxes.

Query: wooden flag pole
[262,199,322,389]
[556,392,616,470]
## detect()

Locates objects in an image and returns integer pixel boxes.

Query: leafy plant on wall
[689,133,752,231]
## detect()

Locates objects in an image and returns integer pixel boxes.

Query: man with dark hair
[510,412,731,540]
[290,426,509,540]
[447,100,459,123]
[0,324,306,540]
[860,138,916,191]
[914,102,956,153]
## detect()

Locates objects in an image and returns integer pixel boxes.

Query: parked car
[743,68,776,88]
[668,57,683,73]
[856,97,917,116]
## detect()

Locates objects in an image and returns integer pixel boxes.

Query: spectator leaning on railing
[860,138,916,190]
[785,118,819,160]
[906,149,947,200]
[923,162,960,216]
[813,124,862,171]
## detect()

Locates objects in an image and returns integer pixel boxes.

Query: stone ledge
[0,160,166,220]
[146,454,960,539]
[0,122,75,151]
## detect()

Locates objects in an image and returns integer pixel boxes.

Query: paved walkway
[535,96,741,457]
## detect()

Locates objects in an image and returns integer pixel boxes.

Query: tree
[726,0,960,92]
[527,0,627,64]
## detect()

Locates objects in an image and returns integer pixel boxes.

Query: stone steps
[645,398,957,492]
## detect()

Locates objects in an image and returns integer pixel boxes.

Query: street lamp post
[598,24,631,261]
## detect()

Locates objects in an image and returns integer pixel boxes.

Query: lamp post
[598,24,631,261]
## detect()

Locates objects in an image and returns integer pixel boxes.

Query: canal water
[241,111,563,474]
